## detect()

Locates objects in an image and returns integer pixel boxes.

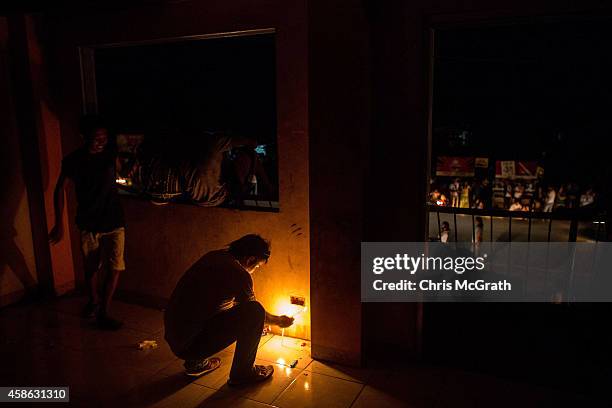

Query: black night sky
[433,19,612,187]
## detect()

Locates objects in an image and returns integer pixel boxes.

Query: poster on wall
[475,157,489,168]
[495,160,539,179]
[435,156,475,177]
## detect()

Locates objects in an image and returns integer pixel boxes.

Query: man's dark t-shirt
[62,147,125,232]
[164,250,256,354]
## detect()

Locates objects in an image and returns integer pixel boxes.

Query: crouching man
[164,234,294,385]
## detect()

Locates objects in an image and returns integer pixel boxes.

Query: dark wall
[363,0,430,361]
[308,0,370,365]
[0,17,38,306]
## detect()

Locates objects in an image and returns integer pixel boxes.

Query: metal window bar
[508,212,512,242]
[453,212,458,242]
[427,205,605,243]
[596,220,602,242]
[527,217,532,243]
[471,214,475,243]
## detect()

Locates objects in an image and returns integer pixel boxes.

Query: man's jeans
[177,301,265,380]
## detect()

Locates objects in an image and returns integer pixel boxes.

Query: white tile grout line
[302,362,372,385]
[270,374,301,406]
[269,368,368,407]
[258,334,275,348]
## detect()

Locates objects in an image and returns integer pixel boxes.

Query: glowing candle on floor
[280,305,307,346]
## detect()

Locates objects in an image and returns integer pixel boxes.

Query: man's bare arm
[265,311,294,328]
[49,172,67,244]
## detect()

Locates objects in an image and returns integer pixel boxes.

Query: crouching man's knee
[241,300,265,322]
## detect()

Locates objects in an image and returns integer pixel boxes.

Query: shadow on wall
[0,23,37,306]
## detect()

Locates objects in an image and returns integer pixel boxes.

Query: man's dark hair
[228,234,271,262]
[79,114,109,140]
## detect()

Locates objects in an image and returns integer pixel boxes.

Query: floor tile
[97,331,178,374]
[365,366,450,408]
[273,371,363,408]
[199,392,280,408]
[350,385,413,408]
[0,304,87,343]
[304,360,370,383]
[44,295,90,317]
[0,340,64,386]
[258,333,274,349]
[5,311,175,376]
[46,296,164,336]
[2,342,157,404]
[8,299,606,408]
[105,301,164,335]
[117,373,216,407]
[211,358,302,404]
[256,335,312,370]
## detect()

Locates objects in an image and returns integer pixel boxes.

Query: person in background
[513,182,524,201]
[472,216,484,247]
[481,179,492,209]
[49,115,125,330]
[567,182,579,209]
[440,221,450,243]
[134,131,276,207]
[504,182,513,209]
[450,179,460,207]
[509,199,523,211]
[533,200,542,212]
[536,185,544,204]
[164,234,294,384]
[439,193,448,206]
[430,189,441,205]
[471,180,482,208]
[543,186,556,212]
[492,180,505,209]
[580,188,596,207]
[524,182,534,200]
[555,185,567,209]
[460,181,471,208]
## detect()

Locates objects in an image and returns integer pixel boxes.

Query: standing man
[49,115,125,330]
[164,234,294,384]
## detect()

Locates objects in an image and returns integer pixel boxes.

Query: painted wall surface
[308,0,369,365]
[0,17,38,306]
[47,1,310,338]
[25,15,76,295]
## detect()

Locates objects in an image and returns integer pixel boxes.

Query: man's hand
[49,225,63,245]
[276,315,294,328]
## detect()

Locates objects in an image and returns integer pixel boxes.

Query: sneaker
[96,315,124,330]
[81,302,99,318]
[184,357,221,377]
[150,198,169,206]
[228,364,274,386]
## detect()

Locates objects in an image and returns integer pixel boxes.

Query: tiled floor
[0,296,607,407]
